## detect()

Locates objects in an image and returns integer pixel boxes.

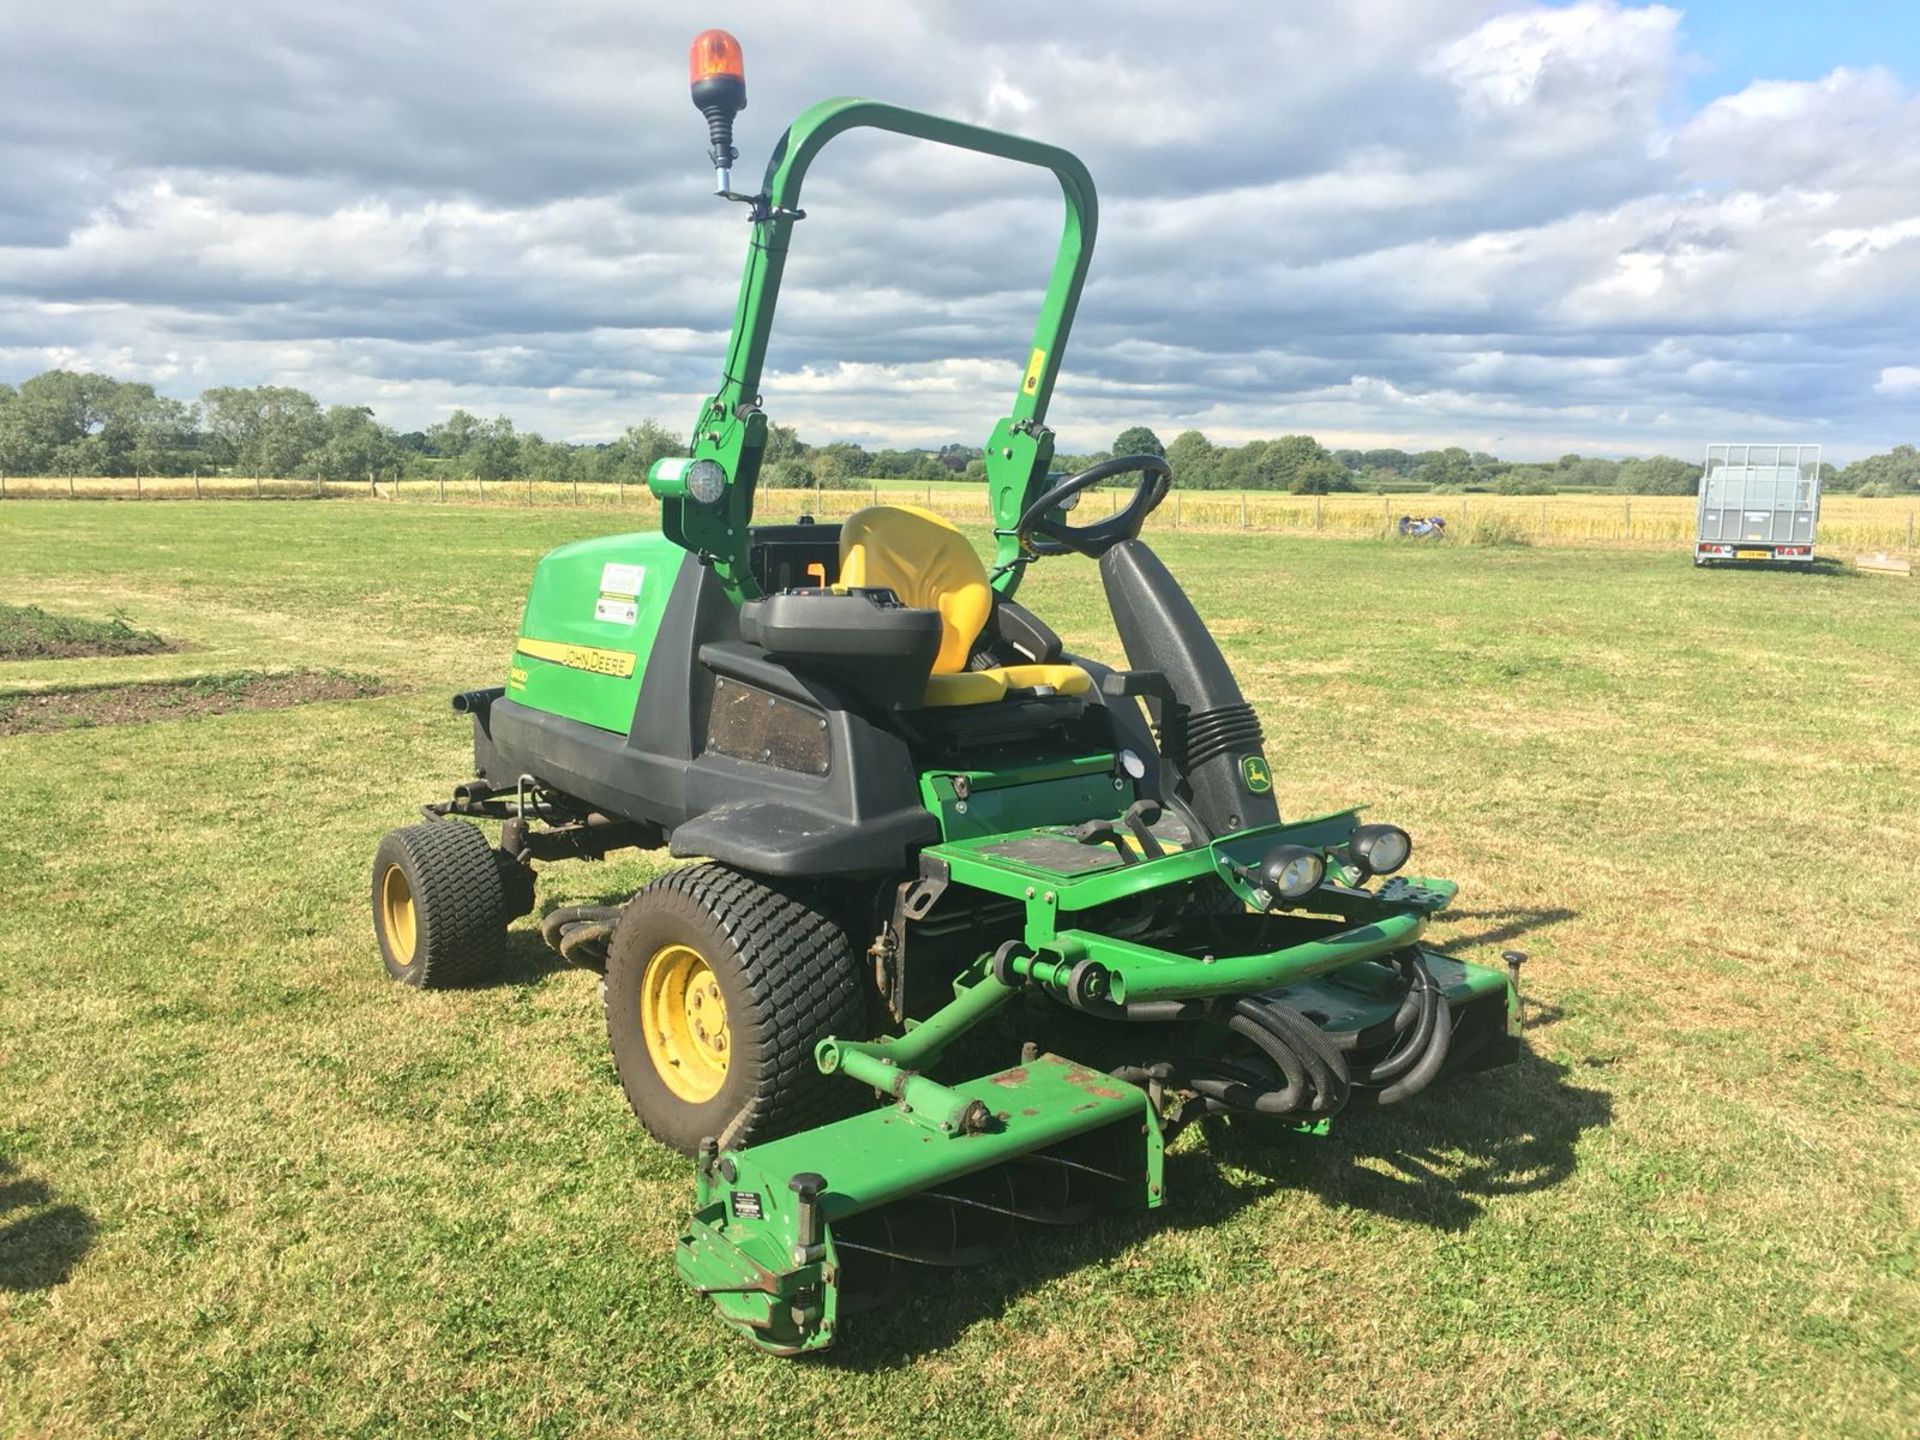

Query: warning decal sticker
[595,562,644,626]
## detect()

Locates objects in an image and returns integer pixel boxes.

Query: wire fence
[2,473,1915,553]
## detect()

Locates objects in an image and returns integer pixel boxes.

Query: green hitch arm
[818,1045,992,1136]
[814,970,1020,1132]
[1044,911,1429,1005]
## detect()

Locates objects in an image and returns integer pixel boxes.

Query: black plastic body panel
[1099,539,1278,834]
[475,539,937,878]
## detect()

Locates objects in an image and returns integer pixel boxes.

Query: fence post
[478,476,484,501]
[1539,500,1547,541]
[193,472,201,500]
[527,475,534,506]
[1314,495,1323,530]
[1175,493,1182,527]
[871,483,878,506]
[69,474,76,498]
[135,473,142,499]
[618,476,625,505]
[254,474,261,498]
[1623,498,1631,539]
[439,475,445,503]
[1383,497,1390,536]
[1909,511,1915,551]
[573,476,579,505]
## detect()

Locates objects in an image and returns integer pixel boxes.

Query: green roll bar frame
[652,97,1098,603]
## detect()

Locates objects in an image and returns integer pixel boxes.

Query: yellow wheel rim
[641,943,730,1103]
[380,863,418,965]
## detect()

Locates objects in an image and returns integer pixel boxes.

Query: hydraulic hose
[1373,992,1452,1105]
[1343,953,1454,1104]
[1106,954,1457,1118]
[1107,994,1349,1121]
[539,904,623,970]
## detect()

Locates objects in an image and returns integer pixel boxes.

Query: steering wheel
[1013,453,1172,559]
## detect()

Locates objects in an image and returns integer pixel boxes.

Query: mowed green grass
[1,500,1916,1440]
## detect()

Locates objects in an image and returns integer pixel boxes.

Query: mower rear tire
[372,820,512,988]
[603,863,865,1156]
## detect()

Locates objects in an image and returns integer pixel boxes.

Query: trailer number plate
[1736,549,1771,560]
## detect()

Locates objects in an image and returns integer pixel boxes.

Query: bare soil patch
[0,671,386,737]
[0,604,175,660]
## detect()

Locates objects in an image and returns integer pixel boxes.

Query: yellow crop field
[3,475,1915,553]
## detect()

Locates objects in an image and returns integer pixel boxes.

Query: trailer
[1694,443,1821,566]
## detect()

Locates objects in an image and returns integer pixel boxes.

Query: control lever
[1070,817,1135,865]
[1119,799,1166,860]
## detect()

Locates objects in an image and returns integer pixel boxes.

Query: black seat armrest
[1100,669,1175,703]
[990,597,1063,664]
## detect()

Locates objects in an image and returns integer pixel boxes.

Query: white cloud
[0,0,1915,458]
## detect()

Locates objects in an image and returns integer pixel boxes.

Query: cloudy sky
[2,1,1916,460]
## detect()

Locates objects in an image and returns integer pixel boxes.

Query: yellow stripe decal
[515,637,637,678]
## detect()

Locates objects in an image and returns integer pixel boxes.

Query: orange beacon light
[689,29,747,194]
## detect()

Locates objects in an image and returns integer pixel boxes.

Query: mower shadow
[1430,906,1577,959]
[1204,1048,1610,1233]
[466,929,574,989]
[0,1156,96,1293]
[824,1045,1607,1370]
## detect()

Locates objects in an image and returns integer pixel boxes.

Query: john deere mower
[371,29,1519,1356]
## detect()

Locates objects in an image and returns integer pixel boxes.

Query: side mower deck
[675,809,1517,1354]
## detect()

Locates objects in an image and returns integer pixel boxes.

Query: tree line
[1,369,1913,495]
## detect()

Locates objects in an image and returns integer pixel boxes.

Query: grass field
[4,477,1917,554]
[1,500,1916,1439]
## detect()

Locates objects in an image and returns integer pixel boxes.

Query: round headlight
[1258,844,1325,902]
[1349,823,1411,876]
[686,458,728,506]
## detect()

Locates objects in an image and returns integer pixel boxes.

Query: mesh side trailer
[1695,443,1821,565]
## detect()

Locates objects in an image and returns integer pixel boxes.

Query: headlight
[1349,823,1411,877]
[686,458,728,506]
[1258,844,1325,902]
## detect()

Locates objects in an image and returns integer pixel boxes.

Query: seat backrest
[838,505,990,675]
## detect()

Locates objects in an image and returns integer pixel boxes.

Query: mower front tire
[603,863,865,1156]
[372,820,512,988]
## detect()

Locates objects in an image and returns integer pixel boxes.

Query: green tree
[1112,425,1165,458]
[1251,434,1349,494]
[425,410,482,463]
[1415,447,1478,490]
[309,406,401,482]
[1614,456,1698,495]
[200,385,323,477]
[469,416,519,481]
[1836,444,1920,494]
[1165,429,1214,489]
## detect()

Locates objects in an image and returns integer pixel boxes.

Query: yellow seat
[838,505,1092,707]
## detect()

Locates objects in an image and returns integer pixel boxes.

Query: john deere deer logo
[1240,755,1272,793]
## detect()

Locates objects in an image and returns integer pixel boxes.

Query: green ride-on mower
[370,29,1520,1356]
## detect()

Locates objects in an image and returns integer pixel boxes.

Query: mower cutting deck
[370,29,1520,1356]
